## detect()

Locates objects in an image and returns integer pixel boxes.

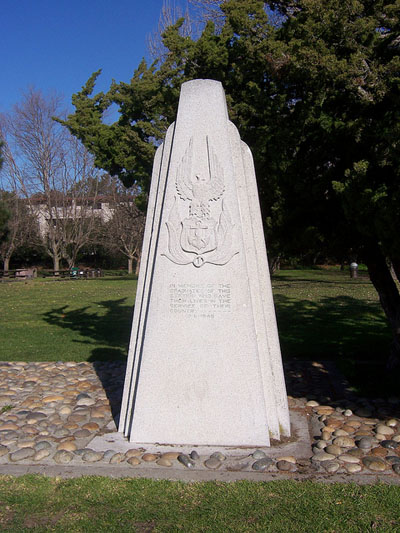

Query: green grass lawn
[273,268,390,361]
[0,476,399,532]
[1,272,399,529]
[1,269,389,363]
[0,269,395,394]
[1,277,137,362]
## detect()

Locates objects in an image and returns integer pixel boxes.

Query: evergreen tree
[60,0,400,366]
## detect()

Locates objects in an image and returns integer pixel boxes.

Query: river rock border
[0,361,399,480]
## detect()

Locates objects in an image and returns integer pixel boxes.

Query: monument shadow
[42,290,399,420]
[42,298,131,420]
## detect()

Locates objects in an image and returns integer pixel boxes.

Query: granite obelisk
[119,79,290,446]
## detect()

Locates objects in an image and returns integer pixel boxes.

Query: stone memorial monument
[119,79,290,447]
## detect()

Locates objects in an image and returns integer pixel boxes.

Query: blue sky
[1,0,170,114]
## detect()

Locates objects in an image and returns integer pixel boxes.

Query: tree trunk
[269,255,281,274]
[53,255,61,274]
[135,252,141,276]
[364,245,400,370]
[3,256,10,272]
[128,256,133,275]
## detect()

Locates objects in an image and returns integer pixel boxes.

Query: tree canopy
[60,0,400,365]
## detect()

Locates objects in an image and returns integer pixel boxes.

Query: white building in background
[28,195,115,237]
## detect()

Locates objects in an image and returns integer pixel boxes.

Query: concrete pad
[90,408,311,461]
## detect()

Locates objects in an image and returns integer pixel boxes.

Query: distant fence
[0,268,103,280]
[0,268,37,279]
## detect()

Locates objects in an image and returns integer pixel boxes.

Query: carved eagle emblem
[176,136,225,206]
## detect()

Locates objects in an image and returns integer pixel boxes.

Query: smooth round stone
[161,452,180,461]
[25,411,47,423]
[345,463,362,473]
[18,439,36,449]
[0,430,18,439]
[73,407,91,415]
[306,400,319,407]
[64,423,79,431]
[68,414,86,423]
[357,437,374,450]
[325,419,342,429]
[82,422,100,432]
[376,424,395,436]
[57,441,77,452]
[386,419,398,427]
[178,454,195,469]
[74,448,92,456]
[371,447,388,457]
[312,452,336,462]
[252,449,266,460]
[393,464,400,475]
[338,454,360,464]
[252,457,274,471]
[0,422,19,431]
[324,461,340,473]
[392,435,400,442]
[157,457,172,467]
[362,456,387,471]
[276,456,296,464]
[82,450,103,462]
[381,440,399,449]
[355,431,373,437]
[342,425,356,434]
[127,457,141,466]
[33,449,51,461]
[59,406,73,416]
[109,452,125,464]
[125,448,144,459]
[0,438,16,447]
[332,436,355,448]
[0,445,9,457]
[363,420,378,426]
[316,406,334,415]
[333,429,349,437]
[315,441,328,450]
[204,457,221,470]
[344,409,353,417]
[142,453,159,462]
[77,398,95,407]
[10,447,35,461]
[53,428,70,438]
[276,460,296,472]
[73,429,91,439]
[386,456,400,465]
[346,448,364,458]
[225,459,250,471]
[21,426,39,435]
[43,395,64,403]
[321,431,333,441]
[35,441,52,451]
[102,450,116,460]
[325,445,342,456]
[347,419,361,428]
[210,451,226,461]
[189,451,200,460]
[76,393,90,400]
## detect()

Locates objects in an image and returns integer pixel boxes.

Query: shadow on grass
[43,299,131,416]
[275,293,400,402]
[42,289,398,411]
[275,293,390,361]
[43,298,133,361]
